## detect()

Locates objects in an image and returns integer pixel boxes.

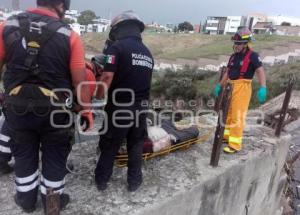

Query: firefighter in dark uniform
[214,27,267,154]
[94,11,154,192]
[0,0,93,212]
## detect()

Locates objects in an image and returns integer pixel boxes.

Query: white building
[205,16,245,35]
[268,16,300,26]
[86,23,109,33]
[0,8,111,35]
[246,13,268,30]
[81,18,110,33]
[205,16,227,34]
[65,10,80,17]
[65,10,80,23]
[146,22,172,32]
[69,23,86,35]
[0,9,23,21]
[92,18,110,25]
[224,16,244,34]
[205,19,219,34]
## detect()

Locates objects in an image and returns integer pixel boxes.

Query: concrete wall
[135,132,290,215]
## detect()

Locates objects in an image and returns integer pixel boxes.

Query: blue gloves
[213,83,221,97]
[257,86,267,104]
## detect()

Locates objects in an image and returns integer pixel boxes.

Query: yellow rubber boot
[223,146,237,154]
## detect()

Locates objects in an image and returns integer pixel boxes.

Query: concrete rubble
[284,118,300,214]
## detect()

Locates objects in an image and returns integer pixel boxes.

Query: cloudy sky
[0,0,299,24]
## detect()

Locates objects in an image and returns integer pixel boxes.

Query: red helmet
[231,27,254,43]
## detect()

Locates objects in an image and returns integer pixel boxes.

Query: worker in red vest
[214,27,267,154]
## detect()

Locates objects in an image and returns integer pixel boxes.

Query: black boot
[42,193,70,213]
[60,193,70,210]
[0,161,13,176]
[128,180,142,192]
[95,180,108,191]
[14,194,36,213]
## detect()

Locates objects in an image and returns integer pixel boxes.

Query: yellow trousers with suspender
[224,79,252,151]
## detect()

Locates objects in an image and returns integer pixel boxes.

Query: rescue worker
[94,11,154,192]
[214,27,267,154]
[0,0,93,212]
[0,65,97,176]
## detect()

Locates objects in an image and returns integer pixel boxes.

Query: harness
[4,14,72,116]
[228,49,252,79]
[5,14,65,91]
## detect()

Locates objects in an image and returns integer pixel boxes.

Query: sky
[0,0,299,24]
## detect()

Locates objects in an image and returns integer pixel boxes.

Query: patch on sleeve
[258,56,262,62]
[105,55,116,65]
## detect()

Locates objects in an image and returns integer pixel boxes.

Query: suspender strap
[239,50,252,79]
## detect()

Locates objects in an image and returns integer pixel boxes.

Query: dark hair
[37,0,46,6]
[37,0,60,7]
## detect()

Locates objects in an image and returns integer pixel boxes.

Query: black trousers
[5,109,72,209]
[95,104,147,185]
[0,117,12,163]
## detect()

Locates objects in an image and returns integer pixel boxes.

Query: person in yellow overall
[214,27,267,154]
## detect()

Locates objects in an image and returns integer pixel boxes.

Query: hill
[82,32,300,60]
[150,61,300,109]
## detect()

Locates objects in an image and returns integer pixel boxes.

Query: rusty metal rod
[210,83,232,167]
[275,76,296,137]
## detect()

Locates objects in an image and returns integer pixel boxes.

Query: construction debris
[264,108,300,130]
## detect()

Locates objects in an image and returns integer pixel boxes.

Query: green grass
[156,34,300,60]
[268,61,300,77]
[82,32,300,60]
[151,60,300,109]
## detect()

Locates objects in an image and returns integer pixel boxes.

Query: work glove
[213,83,222,97]
[80,111,94,132]
[257,86,267,104]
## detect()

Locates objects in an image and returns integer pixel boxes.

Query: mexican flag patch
[105,55,116,64]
